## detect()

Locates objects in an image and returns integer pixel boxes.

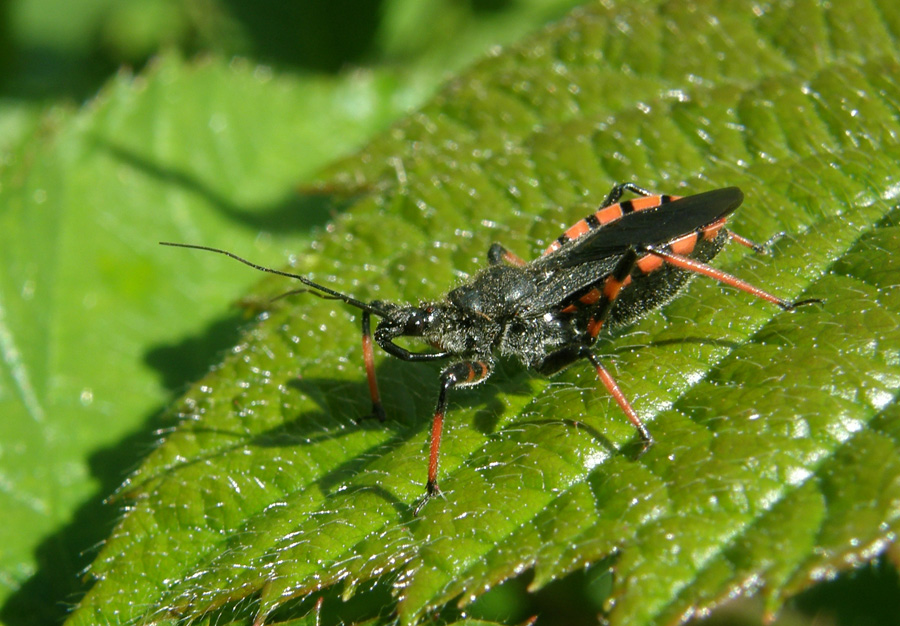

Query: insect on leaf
[66,1,900,625]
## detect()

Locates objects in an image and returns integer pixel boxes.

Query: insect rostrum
[161,183,820,515]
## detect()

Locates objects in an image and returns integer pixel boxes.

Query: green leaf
[23,0,900,624]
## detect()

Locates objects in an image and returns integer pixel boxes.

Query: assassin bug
[161,183,819,513]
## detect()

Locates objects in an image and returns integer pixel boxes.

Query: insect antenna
[267,287,346,304]
[159,242,390,317]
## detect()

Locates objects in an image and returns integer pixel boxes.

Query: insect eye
[401,309,429,335]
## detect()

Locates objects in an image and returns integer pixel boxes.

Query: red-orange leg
[426,410,444,496]
[645,246,821,310]
[361,311,386,421]
[584,350,653,448]
[728,230,786,254]
[729,231,765,253]
[585,249,638,340]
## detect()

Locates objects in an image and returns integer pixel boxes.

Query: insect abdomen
[606,227,729,329]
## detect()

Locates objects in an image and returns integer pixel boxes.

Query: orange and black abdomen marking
[634,216,728,274]
[607,216,732,330]
[550,193,735,335]
[544,194,679,256]
[562,264,636,312]
[555,246,641,343]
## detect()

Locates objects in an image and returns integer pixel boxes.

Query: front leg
[363,317,452,422]
[361,311,386,421]
[414,359,493,515]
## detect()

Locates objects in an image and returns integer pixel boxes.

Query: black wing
[542,187,743,269]
[520,187,743,316]
[520,255,624,316]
